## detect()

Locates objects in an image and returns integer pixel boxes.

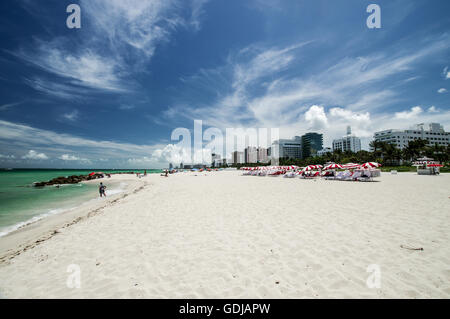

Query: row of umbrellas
[242,162,381,172]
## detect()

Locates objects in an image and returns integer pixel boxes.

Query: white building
[373,123,449,150]
[332,136,361,153]
[271,136,302,160]
[257,147,269,163]
[244,147,258,164]
[231,151,244,164]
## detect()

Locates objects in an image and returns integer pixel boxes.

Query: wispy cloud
[0,154,15,159]
[14,0,210,98]
[0,119,166,165]
[168,35,449,131]
[17,44,130,92]
[62,110,79,122]
[0,101,25,111]
[437,88,447,93]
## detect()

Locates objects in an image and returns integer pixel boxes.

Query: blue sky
[0,0,449,168]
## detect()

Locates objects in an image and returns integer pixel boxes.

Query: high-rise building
[301,133,323,158]
[244,147,258,163]
[333,127,361,153]
[333,136,361,152]
[271,136,302,160]
[231,151,244,164]
[373,123,449,150]
[257,147,269,163]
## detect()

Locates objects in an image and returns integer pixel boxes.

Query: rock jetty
[33,173,105,187]
[32,172,137,187]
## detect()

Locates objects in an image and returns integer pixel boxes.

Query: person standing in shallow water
[99,182,107,197]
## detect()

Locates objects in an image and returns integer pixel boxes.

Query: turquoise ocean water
[0,169,161,237]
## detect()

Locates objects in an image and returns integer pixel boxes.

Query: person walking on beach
[99,182,107,197]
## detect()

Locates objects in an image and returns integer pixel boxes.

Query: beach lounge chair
[351,170,362,181]
[283,171,296,178]
[335,171,344,180]
[356,169,373,182]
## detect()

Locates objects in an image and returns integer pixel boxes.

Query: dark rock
[33,173,105,187]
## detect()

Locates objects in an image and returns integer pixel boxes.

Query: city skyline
[0,0,449,168]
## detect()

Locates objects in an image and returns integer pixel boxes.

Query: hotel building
[373,123,449,150]
[332,136,362,153]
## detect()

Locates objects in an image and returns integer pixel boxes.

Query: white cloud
[304,105,328,130]
[59,154,90,162]
[62,110,79,122]
[443,66,450,79]
[190,0,210,31]
[437,88,447,93]
[128,143,213,166]
[19,45,129,92]
[81,0,209,57]
[329,107,371,123]
[428,106,438,113]
[22,150,48,160]
[394,106,423,119]
[119,104,136,110]
[0,154,15,159]
[0,101,24,111]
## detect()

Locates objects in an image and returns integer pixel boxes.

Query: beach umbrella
[427,164,443,167]
[324,163,343,170]
[342,163,361,169]
[303,165,320,171]
[89,172,96,176]
[361,162,381,169]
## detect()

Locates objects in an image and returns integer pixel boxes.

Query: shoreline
[0,175,147,263]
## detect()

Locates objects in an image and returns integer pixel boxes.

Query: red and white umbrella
[361,162,381,169]
[324,163,343,170]
[427,163,443,167]
[342,163,361,169]
[303,165,320,171]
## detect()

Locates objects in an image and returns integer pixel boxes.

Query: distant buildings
[257,147,269,163]
[231,151,244,164]
[244,146,258,163]
[301,133,323,158]
[271,136,303,160]
[373,123,449,150]
[332,136,361,153]
[270,132,323,160]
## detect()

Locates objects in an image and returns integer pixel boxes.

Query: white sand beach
[0,171,449,298]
